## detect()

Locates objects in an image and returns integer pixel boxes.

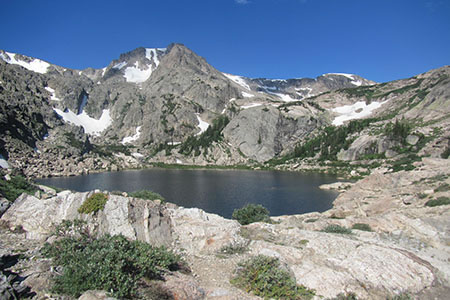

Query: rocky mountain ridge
[0,45,449,178]
[0,44,382,176]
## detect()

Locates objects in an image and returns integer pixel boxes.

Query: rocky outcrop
[2,156,448,300]
[1,190,172,245]
[223,104,324,162]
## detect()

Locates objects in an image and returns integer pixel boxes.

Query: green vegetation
[321,225,352,234]
[217,241,249,257]
[441,147,450,159]
[434,183,450,192]
[386,293,413,300]
[231,255,315,299]
[63,132,85,150]
[351,223,373,232]
[390,154,421,172]
[383,119,412,144]
[179,115,230,156]
[232,203,271,225]
[328,292,358,300]
[78,192,108,214]
[0,175,38,202]
[425,197,450,207]
[150,162,253,170]
[305,218,318,223]
[129,190,165,202]
[269,118,378,164]
[41,220,181,298]
[92,144,132,157]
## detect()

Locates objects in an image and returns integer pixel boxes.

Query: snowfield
[325,73,363,86]
[44,87,61,101]
[0,155,9,169]
[122,48,164,83]
[223,73,251,90]
[121,126,142,144]
[196,114,210,135]
[266,91,297,102]
[0,51,50,74]
[242,91,254,98]
[53,108,112,136]
[241,103,262,109]
[331,100,388,126]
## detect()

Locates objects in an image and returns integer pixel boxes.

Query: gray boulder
[1,191,172,246]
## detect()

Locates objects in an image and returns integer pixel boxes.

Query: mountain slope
[0,45,448,177]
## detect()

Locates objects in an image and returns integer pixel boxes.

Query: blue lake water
[37,168,339,218]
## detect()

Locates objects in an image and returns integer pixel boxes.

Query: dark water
[36,168,339,218]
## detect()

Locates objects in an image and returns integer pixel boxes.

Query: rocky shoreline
[0,157,449,299]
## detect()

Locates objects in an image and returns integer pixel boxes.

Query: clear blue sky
[1,0,449,82]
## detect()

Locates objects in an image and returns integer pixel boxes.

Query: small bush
[328,292,358,300]
[41,233,181,298]
[231,255,314,299]
[351,223,373,232]
[305,218,318,223]
[0,175,38,201]
[425,197,450,207]
[217,241,249,257]
[78,193,108,214]
[387,293,413,300]
[129,190,165,202]
[232,204,270,225]
[434,183,450,192]
[321,225,352,234]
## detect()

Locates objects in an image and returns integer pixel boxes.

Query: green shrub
[441,147,450,159]
[305,218,318,223]
[129,190,165,202]
[328,292,358,300]
[434,183,450,192]
[232,204,270,225]
[351,223,373,232]
[231,255,314,299]
[387,293,413,300]
[0,175,38,201]
[217,241,249,257]
[41,233,181,298]
[78,193,108,214]
[425,197,450,207]
[178,115,230,156]
[321,225,352,234]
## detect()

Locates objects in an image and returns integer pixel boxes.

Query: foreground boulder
[1,191,172,246]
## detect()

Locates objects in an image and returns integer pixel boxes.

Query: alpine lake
[37,168,340,219]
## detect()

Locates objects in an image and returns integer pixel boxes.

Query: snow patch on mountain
[196,114,210,135]
[113,62,127,70]
[121,126,142,144]
[266,91,297,102]
[53,108,112,136]
[242,103,262,109]
[223,73,251,90]
[0,155,9,169]
[242,92,254,98]
[122,48,163,83]
[0,51,50,74]
[123,62,153,83]
[45,87,61,101]
[331,100,388,126]
[325,73,363,86]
